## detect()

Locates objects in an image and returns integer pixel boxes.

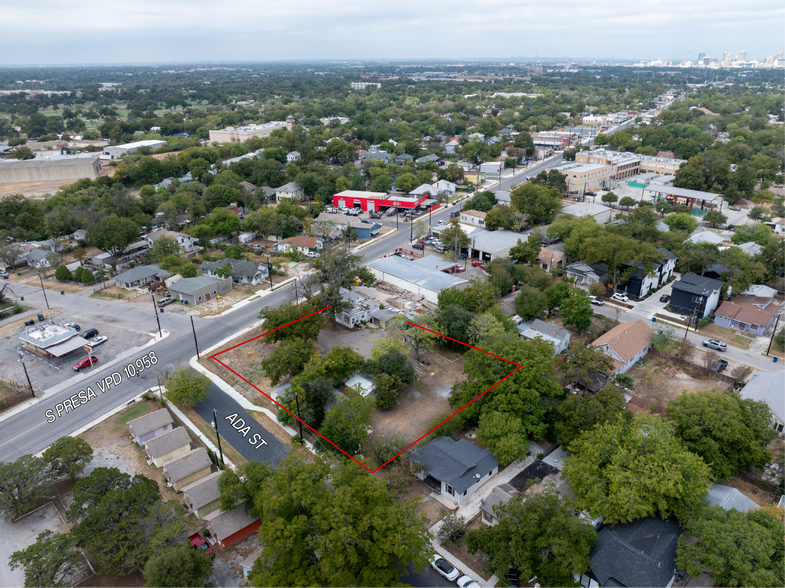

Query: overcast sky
[2,0,783,66]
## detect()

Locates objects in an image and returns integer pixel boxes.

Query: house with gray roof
[409,436,499,506]
[670,272,723,318]
[519,319,571,355]
[470,230,525,261]
[182,471,223,519]
[128,408,174,445]
[275,181,303,203]
[169,276,232,305]
[707,483,758,512]
[204,504,260,550]
[737,241,764,256]
[162,447,212,491]
[479,483,517,526]
[23,248,53,269]
[740,370,785,437]
[115,265,170,289]
[416,153,441,165]
[587,517,681,588]
[144,427,192,467]
[200,258,269,285]
[565,261,608,285]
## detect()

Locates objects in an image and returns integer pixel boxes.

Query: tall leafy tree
[560,290,593,333]
[261,338,316,385]
[143,544,214,588]
[164,367,210,407]
[66,467,133,523]
[88,214,140,258]
[466,484,596,587]
[510,183,562,225]
[509,234,541,265]
[42,436,93,481]
[10,531,86,588]
[246,452,430,586]
[581,233,660,294]
[258,301,325,342]
[0,454,51,520]
[563,413,711,523]
[555,386,629,449]
[665,389,775,480]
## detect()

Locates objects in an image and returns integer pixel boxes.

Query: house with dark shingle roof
[114,265,170,289]
[591,319,652,374]
[201,258,269,285]
[587,517,681,588]
[479,483,517,526]
[409,436,499,506]
[565,262,608,286]
[670,272,723,318]
[169,276,233,305]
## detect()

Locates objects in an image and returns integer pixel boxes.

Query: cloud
[1,0,782,64]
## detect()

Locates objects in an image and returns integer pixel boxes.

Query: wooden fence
[647,348,736,385]
[0,380,33,413]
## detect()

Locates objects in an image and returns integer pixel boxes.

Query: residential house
[313,212,380,240]
[432,179,457,198]
[740,370,785,436]
[591,319,652,374]
[128,408,174,445]
[460,210,487,228]
[686,230,727,246]
[114,265,170,289]
[162,447,212,492]
[144,427,191,468]
[182,471,223,519]
[144,228,199,252]
[737,241,764,256]
[479,483,517,526]
[587,517,681,588]
[537,247,566,273]
[669,272,723,318]
[416,153,441,165]
[286,151,300,162]
[345,373,375,397]
[444,138,461,154]
[368,151,390,164]
[565,262,608,285]
[560,202,613,225]
[336,287,380,329]
[519,319,571,355]
[23,248,53,269]
[619,248,677,299]
[88,251,115,267]
[495,190,511,206]
[713,297,778,335]
[169,276,233,306]
[274,236,322,256]
[395,153,414,164]
[239,181,256,194]
[707,483,759,512]
[409,436,499,506]
[201,258,269,285]
[204,504,261,550]
[275,182,304,203]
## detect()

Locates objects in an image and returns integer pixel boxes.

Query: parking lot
[0,310,154,394]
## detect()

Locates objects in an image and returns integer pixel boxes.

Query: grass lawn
[699,322,754,350]
[115,403,152,423]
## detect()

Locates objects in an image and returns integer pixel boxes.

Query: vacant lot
[625,358,729,404]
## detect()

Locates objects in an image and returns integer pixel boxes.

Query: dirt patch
[722,477,778,507]
[371,348,465,446]
[624,359,728,404]
[0,178,87,199]
[90,285,132,300]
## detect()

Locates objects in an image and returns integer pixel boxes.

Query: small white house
[238,232,256,244]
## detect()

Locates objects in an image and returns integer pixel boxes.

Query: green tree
[303,245,364,325]
[663,212,699,233]
[716,246,766,297]
[581,233,660,294]
[438,218,470,253]
[563,413,711,523]
[373,373,403,410]
[601,192,618,205]
[164,367,210,407]
[655,200,673,217]
[143,544,214,588]
[665,389,775,480]
[80,269,94,284]
[395,172,419,193]
[468,312,508,344]
[435,303,474,345]
[510,183,562,225]
[555,386,629,449]
[9,530,86,588]
[676,506,784,587]
[258,301,324,342]
[0,454,51,520]
[217,461,272,513]
[54,265,72,281]
[514,285,548,320]
[512,131,535,155]
[466,483,596,587]
[560,290,593,332]
[703,210,727,227]
[88,214,140,258]
[247,452,430,586]
[562,345,615,384]
[42,436,93,481]
[149,236,182,262]
[476,412,529,465]
[484,206,513,231]
[363,348,416,385]
[10,146,35,160]
[388,314,438,361]
[619,196,637,210]
[66,467,133,523]
[509,234,541,265]
[319,386,376,454]
[321,345,364,385]
[261,338,316,386]
[180,264,198,278]
[465,277,502,312]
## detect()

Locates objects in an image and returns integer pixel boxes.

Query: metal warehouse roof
[367,256,467,292]
[471,230,524,253]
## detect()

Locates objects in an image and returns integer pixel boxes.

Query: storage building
[0,156,101,183]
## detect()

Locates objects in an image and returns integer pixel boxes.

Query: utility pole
[766,311,782,356]
[151,294,162,337]
[266,255,274,291]
[293,278,299,304]
[190,316,200,358]
[36,268,49,310]
[17,352,34,398]
[212,408,225,466]
[293,391,304,439]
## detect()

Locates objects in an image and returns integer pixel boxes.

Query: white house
[275,182,304,202]
[273,236,322,256]
[335,288,380,329]
[740,370,785,437]
[144,229,199,252]
[590,319,651,374]
[23,248,53,269]
[460,210,487,228]
[286,151,300,162]
[519,319,571,355]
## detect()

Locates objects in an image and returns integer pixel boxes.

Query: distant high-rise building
[723,52,733,66]
[737,50,747,62]
[703,56,711,66]
[697,52,706,63]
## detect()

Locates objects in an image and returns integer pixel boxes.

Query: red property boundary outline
[211,306,521,473]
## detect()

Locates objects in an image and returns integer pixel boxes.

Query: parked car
[64,322,81,331]
[703,339,727,352]
[471,261,486,268]
[73,356,98,371]
[610,293,629,302]
[430,556,460,581]
[659,294,671,303]
[711,359,729,372]
[86,335,108,348]
[412,243,424,250]
[24,319,35,326]
[729,206,741,211]
[437,219,446,225]
[589,296,604,306]
[157,296,174,307]
[450,211,460,217]
[457,576,480,588]
[434,245,447,253]
[82,328,99,339]
[188,532,215,558]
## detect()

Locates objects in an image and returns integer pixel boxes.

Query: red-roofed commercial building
[332,190,429,212]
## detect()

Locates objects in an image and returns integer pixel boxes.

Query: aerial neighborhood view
[0,3,783,588]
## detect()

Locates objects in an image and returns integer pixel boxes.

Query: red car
[471,261,486,268]
[188,532,215,558]
[73,356,98,371]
